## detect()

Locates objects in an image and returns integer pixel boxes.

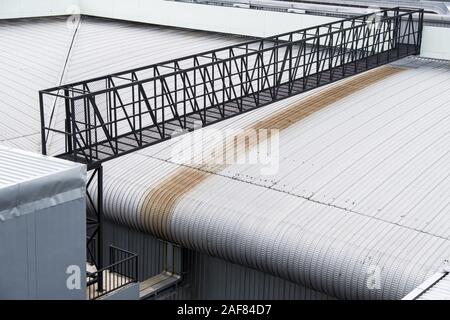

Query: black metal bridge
[40,8,423,168]
[39,7,423,296]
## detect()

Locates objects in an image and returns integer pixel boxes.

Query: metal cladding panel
[98,58,450,300]
[102,220,334,300]
[0,196,87,299]
[102,219,165,281]
[178,249,334,300]
[0,145,86,219]
[0,17,76,152]
[0,145,84,188]
[0,146,86,299]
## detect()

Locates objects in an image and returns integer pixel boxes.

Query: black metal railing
[87,245,138,300]
[39,8,423,168]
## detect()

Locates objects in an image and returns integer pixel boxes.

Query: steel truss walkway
[40,8,423,168]
[38,7,424,287]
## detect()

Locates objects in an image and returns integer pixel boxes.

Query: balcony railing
[87,245,138,300]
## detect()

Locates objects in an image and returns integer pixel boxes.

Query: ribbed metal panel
[0,17,76,152]
[102,219,333,299]
[63,16,248,84]
[0,145,86,230]
[0,145,86,300]
[179,249,334,300]
[96,57,450,300]
[0,145,82,187]
[417,273,450,300]
[47,16,249,154]
[0,16,248,153]
[103,219,165,281]
[404,270,450,300]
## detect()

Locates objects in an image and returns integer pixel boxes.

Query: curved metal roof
[97,57,450,299]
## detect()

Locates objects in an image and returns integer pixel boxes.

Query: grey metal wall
[103,219,165,281]
[99,283,140,300]
[0,198,86,299]
[103,219,334,300]
[178,250,334,300]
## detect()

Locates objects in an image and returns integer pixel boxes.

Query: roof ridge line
[140,153,450,243]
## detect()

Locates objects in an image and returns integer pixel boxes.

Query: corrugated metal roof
[0,145,82,187]
[95,57,450,299]
[63,16,248,84]
[0,17,75,152]
[403,270,450,300]
[417,272,450,300]
[46,16,249,154]
[0,16,249,153]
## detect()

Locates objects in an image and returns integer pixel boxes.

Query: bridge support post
[86,164,104,292]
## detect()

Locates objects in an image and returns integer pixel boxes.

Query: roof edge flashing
[0,146,86,222]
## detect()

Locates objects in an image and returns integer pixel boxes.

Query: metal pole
[417,10,424,55]
[70,98,77,160]
[64,89,73,154]
[97,165,104,292]
[39,91,47,156]
[288,42,292,94]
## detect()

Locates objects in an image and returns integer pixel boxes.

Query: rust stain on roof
[140,66,405,239]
